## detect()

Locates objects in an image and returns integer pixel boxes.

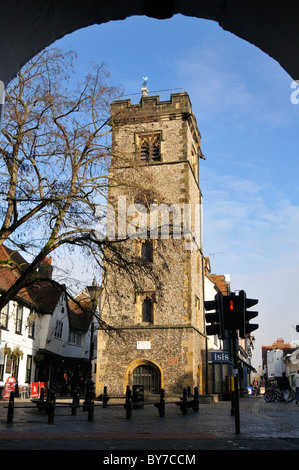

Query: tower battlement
[111,92,201,141]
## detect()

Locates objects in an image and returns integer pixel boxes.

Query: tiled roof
[67,291,93,332]
[204,257,229,296]
[209,274,230,296]
[0,245,62,313]
[0,245,94,332]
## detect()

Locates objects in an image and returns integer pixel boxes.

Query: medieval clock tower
[96,86,206,397]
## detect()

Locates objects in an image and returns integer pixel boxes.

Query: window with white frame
[15,305,23,334]
[0,303,9,329]
[68,328,83,346]
[54,319,63,339]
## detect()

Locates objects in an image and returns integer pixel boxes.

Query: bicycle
[264,384,295,403]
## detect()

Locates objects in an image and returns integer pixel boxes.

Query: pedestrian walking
[62,373,68,396]
[279,372,291,403]
[295,370,299,404]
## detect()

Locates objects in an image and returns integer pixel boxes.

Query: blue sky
[54,14,299,368]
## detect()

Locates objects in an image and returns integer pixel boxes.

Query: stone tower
[96,90,206,397]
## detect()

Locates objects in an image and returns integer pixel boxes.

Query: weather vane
[141,77,149,98]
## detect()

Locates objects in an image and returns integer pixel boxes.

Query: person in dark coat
[279,372,290,402]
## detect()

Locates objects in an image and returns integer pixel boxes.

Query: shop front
[208,350,232,400]
[34,350,89,396]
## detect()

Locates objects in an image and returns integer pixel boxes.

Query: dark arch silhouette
[0,0,299,86]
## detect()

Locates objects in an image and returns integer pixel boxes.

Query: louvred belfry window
[139,134,161,162]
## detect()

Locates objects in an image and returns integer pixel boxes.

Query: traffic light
[222,293,238,331]
[238,290,258,339]
[204,291,224,339]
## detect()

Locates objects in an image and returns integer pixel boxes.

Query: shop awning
[238,357,257,373]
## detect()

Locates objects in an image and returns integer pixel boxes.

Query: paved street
[0,395,299,453]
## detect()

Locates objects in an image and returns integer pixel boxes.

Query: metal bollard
[7,391,14,424]
[103,386,109,408]
[40,386,45,402]
[71,388,80,415]
[83,382,94,411]
[192,386,199,412]
[157,388,165,417]
[88,390,95,422]
[38,386,45,413]
[180,387,188,415]
[48,390,56,424]
[125,385,132,419]
[45,388,51,414]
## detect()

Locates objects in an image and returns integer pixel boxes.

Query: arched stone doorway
[124,359,163,394]
[132,364,160,394]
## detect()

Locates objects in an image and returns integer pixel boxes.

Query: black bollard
[180,387,188,415]
[40,386,45,402]
[71,388,80,415]
[103,386,109,408]
[48,390,56,424]
[7,391,14,424]
[45,388,51,414]
[157,388,165,417]
[38,386,45,413]
[83,381,94,411]
[125,385,132,419]
[192,386,199,412]
[88,389,95,422]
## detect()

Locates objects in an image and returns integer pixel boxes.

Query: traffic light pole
[205,289,258,435]
[231,329,240,434]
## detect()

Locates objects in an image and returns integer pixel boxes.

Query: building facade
[96,91,207,396]
[263,338,297,386]
[0,245,97,397]
[204,258,232,397]
[204,257,256,398]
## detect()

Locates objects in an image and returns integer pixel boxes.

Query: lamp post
[84,278,102,408]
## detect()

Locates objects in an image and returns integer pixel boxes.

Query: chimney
[38,256,53,279]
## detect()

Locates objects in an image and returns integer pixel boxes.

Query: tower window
[141,240,153,262]
[140,140,150,160]
[142,297,153,323]
[138,133,161,162]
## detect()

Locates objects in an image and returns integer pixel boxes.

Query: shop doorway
[132,364,160,394]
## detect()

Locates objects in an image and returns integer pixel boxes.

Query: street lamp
[84,277,102,408]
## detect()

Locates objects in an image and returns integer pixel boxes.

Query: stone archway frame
[124,358,163,394]
[0,0,299,88]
